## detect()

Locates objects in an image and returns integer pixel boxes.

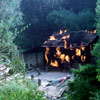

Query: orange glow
[59,30,63,34]
[88,30,97,34]
[81,46,85,51]
[54,54,56,57]
[72,55,75,60]
[70,43,73,50]
[93,30,97,34]
[56,47,61,57]
[50,60,59,67]
[59,54,65,63]
[64,30,67,33]
[49,35,57,40]
[45,48,50,63]
[62,36,67,39]
[81,55,86,62]
[66,35,70,39]
[64,40,67,49]
[76,48,81,56]
[65,55,70,63]
[61,35,70,40]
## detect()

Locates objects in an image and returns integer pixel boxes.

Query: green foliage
[78,10,95,30]
[46,9,95,31]
[67,1,100,100]
[67,64,100,100]
[90,91,100,100]
[92,0,100,81]
[0,78,45,100]
[96,0,100,37]
[0,0,25,73]
[46,10,79,31]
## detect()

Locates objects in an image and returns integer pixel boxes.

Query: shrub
[0,0,26,74]
[67,64,100,100]
[0,78,45,100]
[90,91,100,100]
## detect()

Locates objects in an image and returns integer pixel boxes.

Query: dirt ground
[26,70,74,99]
[26,70,74,84]
[27,70,73,79]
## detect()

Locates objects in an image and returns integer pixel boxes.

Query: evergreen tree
[67,1,100,100]
[92,0,100,81]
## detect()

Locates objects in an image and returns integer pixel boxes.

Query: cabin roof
[42,31,98,48]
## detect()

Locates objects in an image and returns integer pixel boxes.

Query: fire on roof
[42,30,98,69]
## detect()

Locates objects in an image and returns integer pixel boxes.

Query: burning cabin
[42,30,98,70]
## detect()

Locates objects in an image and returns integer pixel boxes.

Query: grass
[0,78,46,100]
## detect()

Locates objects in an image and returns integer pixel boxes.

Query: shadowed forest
[16,0,97,50]
[0,0,100,100]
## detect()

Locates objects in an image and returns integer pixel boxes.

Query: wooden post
[31,74,34,80]
[36,68,41,75]
[35,52,41,75]
[38,79,41,86]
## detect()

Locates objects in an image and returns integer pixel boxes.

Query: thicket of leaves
[0,0,25,73]
[67,65,100,100]
[0,78,45,100]
[92,0,100,82]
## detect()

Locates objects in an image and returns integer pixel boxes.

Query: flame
[62,36,67,39]
[71,55,75,60]
[59,30,63,34]
[56,47,61,57]
[64,30,67,33]
[70,43,73,50]
[45,48,50,63]
[54,54,56,57]
[50,60,59,67]
[81,46,85,51]
[66,35,70,39]
[61,35,70,40]
[65,55,70,63]
[88,30,97,34]
[49,35,57,40]
[64,40,67,49]
[81,55,86,62]
[59,54,65,63]
[93,30,97,34]
[76,48,81,56]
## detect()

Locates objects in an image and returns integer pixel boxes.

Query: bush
[90,91,100,100]
[92,0,100,81]
[0,78,45,100]
[0,0,26,74]
[67,64,100,100]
